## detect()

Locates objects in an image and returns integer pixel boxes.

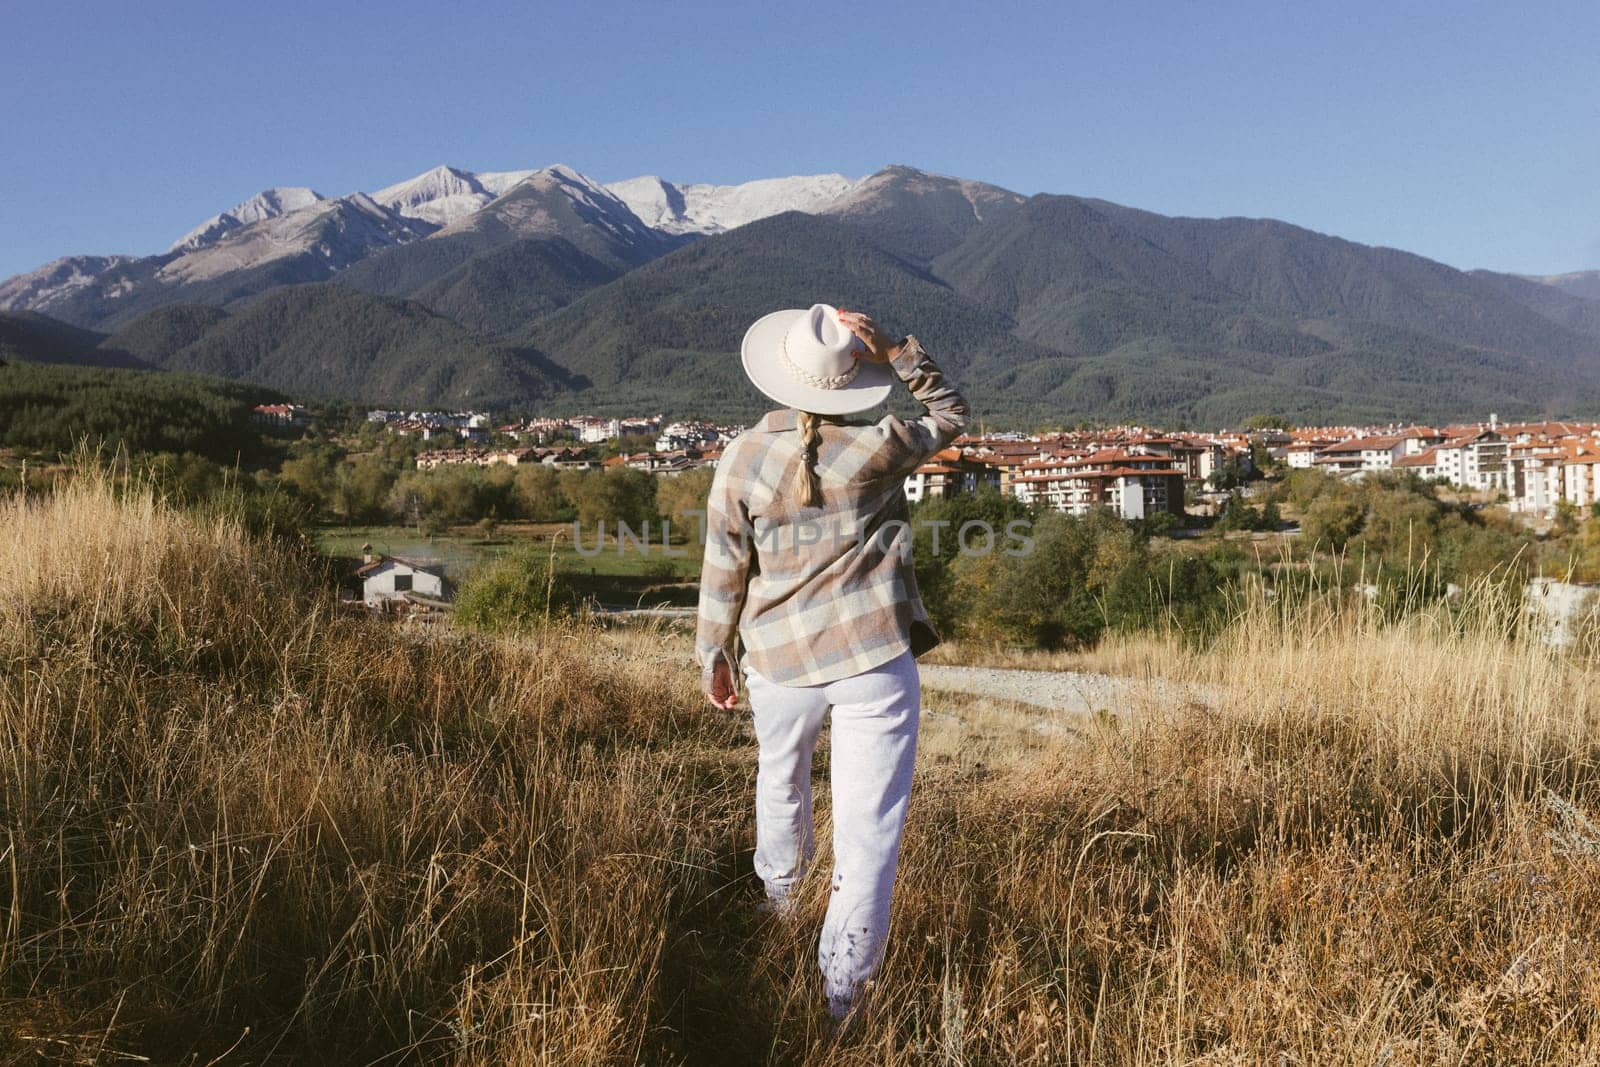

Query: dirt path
[919,664,1210,716]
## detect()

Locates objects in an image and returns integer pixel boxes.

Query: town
[311,405,1600,522]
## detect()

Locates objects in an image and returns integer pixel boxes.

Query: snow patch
[157,195,431,284]
[0,254,139,312]
[606,173,859,234]
[169,187,325,252]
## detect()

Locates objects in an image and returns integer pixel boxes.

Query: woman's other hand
[838,309,902,364]
[705,659,740,709]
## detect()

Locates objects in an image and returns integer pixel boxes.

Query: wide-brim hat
[740,303,894,416]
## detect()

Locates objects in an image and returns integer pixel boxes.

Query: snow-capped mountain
[0,254,140,312]
[0,162,995,329]
[606,173,858,235]
[474,169,537,197]
[158,193,434,285]
[170,187,325,252]
[818,164,1026,262]
[371,164,562,227]
[373,165,498,227]
[430,164,677,267]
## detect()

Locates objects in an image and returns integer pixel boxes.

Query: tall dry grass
[3,471,1600,1063]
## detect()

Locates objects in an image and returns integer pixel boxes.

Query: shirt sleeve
[871,336,971,478]
[694,449,753,676]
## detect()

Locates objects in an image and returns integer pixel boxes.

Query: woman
[696,303,969,1020]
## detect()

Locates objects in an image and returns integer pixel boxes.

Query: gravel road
[918,664,1207,717]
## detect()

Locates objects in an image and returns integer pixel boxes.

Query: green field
[315,522,702,606]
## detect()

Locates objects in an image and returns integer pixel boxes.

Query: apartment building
[1012,449,1186,519]
[902,449,1003,503]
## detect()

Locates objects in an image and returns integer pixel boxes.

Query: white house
[1314,435,1405,474]
[1283,442,1327,469]
[355,553,450,609]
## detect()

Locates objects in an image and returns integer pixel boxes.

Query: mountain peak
[605,172,859,235]
[374,165,492,226]
[819,166,1025,262]
[169,186,325,252]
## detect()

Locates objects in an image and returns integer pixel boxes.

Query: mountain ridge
[4,161,1598,425]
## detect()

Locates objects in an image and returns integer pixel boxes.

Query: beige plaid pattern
[696,337,970,687]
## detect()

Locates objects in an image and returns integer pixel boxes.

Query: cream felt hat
[740,303,895,416]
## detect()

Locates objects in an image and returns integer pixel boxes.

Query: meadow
[316,522,702,608]
[3,472,1599,1063]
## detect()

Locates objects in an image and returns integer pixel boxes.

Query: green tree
[655,467,715,540]
[911,489,1033,632]
[278,450,337,513]
[1208,456,1245,491]
[332,454,396,524]
[561,467,659,529]
[512,464,572,521]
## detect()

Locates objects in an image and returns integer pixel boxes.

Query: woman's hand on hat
[838,309,901,364]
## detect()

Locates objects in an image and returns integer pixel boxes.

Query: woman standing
[696,303,969,1021]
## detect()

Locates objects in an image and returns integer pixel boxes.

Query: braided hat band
[780,333,860,390]
[741,305,893,416]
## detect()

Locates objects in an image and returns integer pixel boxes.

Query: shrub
[454,544,586,631]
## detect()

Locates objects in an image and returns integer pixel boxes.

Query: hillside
[522,211,1078,420]
[339,235,622,335]
[336,167,684,306]
[6,471,1599,1061]
[32,196,437,331]
[101,304,231,364]
[0,361,279,459]
[525,209,1600,425]
[144,284,576,407]
[1079,199,1600,356]
[0,310,147,369]
[425,166,683,270]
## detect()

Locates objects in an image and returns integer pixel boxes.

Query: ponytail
[791,410,823,508]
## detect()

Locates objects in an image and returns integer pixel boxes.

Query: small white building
[355,553,450,609]
[1283,442,1325,469]
[1526,578,1599,648]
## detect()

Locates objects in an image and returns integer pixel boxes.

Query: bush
[454,545,586,631]
[912,489,1034,633]
[929,507,1236,649]
[1291,471,1535,583]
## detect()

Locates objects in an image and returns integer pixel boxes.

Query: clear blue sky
[5,0,1597,280]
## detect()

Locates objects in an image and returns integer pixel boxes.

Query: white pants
[744,649,921,1017]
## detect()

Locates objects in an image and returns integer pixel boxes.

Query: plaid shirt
[696,337,970,687]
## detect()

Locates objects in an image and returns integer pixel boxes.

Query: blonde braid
[791,410,823,508]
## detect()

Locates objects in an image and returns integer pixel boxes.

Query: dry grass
[4,471,1600,1063]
